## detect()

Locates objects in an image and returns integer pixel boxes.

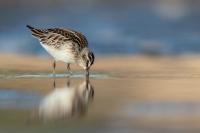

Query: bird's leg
[67,63,72,76]
[53,60,56,77]
[66,76,70,87]
[53,78,56,89]
[86,68,89,77]
[85,73,89,83]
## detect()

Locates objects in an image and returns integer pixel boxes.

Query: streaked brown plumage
[27,25,95,76]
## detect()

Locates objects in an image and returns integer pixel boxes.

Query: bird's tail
[26,25,45,38]
[26,25,34,30]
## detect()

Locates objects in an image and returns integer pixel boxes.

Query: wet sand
[0,54,200,133]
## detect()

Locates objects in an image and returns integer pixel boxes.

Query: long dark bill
[86,69,89,77]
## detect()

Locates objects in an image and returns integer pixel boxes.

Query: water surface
[0,72,200,133]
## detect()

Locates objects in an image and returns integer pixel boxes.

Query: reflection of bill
[38,78,94,121]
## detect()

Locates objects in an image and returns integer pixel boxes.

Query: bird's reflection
[38,77,94,121]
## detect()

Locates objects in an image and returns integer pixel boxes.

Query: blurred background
[1,1,200,133]
[0,0,200,56]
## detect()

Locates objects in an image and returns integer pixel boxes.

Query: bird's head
[78,48,95,75]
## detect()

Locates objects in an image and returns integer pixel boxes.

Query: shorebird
[38,78,94,120]
[27,25,95,76]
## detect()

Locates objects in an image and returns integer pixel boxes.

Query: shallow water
[0,73,200,133]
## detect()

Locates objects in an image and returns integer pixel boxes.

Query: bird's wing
[27,25,88,51]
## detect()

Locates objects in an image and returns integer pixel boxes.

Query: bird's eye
[82,55,86,60]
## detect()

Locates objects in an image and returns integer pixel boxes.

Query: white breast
[40,42,76,64]
[39,87,75,120]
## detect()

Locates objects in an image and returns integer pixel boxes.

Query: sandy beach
[1,54,200,73]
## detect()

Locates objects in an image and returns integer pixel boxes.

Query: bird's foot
[67,71,72,77]
[66,64,72,77]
